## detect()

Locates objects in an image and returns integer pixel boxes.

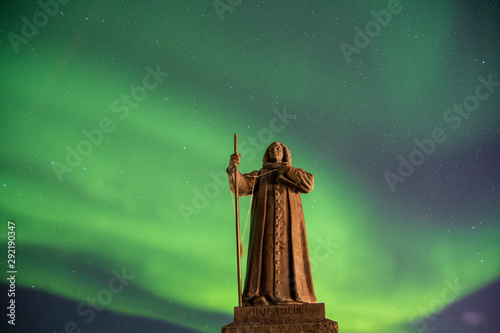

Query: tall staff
[233,134,243,307]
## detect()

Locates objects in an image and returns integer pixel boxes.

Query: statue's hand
[277,164,290,174]
[228,153,241,170]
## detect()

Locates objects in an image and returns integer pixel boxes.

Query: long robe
[227,164,317,305]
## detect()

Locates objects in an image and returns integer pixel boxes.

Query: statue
[227,141,317,306]
[222,136,338,332]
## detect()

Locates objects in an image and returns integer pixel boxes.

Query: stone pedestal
[221,303,338,332]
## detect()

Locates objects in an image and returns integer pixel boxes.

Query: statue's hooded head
[262,142,291,168]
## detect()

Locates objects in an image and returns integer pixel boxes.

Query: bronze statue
[227,141,317,306]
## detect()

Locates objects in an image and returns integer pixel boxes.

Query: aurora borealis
[1,1,499,332]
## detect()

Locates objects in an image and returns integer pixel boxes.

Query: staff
[233,134,243,307]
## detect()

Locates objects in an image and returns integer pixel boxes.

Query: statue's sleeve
[283,167,314,193]
[226,169,258,197]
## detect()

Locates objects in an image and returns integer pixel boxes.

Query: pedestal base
[221,303,338,333]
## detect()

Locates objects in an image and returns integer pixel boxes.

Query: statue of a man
[227,141,317,306]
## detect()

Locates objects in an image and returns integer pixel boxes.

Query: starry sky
[1,1,499,332]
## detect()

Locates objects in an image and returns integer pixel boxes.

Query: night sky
[1,1,499,332]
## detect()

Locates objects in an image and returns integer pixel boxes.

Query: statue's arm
[282,166,314,193]
[226,169,258,196]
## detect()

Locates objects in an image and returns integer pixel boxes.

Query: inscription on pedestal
[252,306,304,317]
[234,303,326,322]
